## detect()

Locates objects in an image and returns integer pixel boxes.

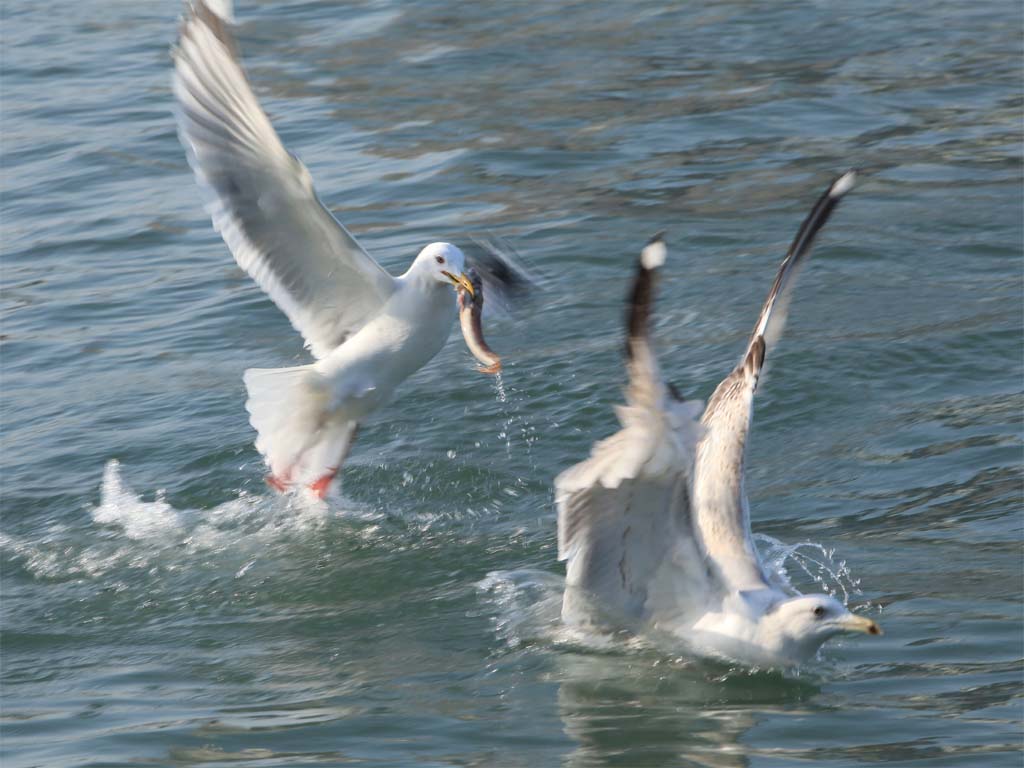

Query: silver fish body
[458,273,502,374]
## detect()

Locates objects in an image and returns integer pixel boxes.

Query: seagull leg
[265,470,292,493]
[266,475,286,492]
[305,423,360,500]
[308,468,339,499]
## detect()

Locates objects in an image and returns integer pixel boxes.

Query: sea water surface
[2,1,1021,766]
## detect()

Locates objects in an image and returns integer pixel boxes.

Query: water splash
[478,570,691,657]
[492,371,508,404]
[491,372,515,459]
[1,460,364,583]
[478,534,865,662]
[476,569,620,652]
[753,534,862,604]
[489,371,539,471]
[91,459,184,541]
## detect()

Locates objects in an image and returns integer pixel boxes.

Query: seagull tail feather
[243,365,354,493]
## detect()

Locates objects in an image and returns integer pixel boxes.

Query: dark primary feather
[625,231,665,361]
[749,170,859,358]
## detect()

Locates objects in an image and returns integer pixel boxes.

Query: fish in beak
[442,270,475,297]
[457,271,501,374]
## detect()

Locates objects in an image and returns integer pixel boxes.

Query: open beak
[839,614,883,636]
[442,270,475,297]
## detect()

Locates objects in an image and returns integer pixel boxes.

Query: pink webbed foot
[266,474,290,493]
[308,468,339,500]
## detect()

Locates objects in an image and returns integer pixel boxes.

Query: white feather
[641,240,667,270]
[173,1,397,359]
[830,170,857,198]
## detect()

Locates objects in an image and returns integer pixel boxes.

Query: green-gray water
[2,1,1021,765]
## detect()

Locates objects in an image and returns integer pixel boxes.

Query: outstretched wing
[173,0,396,359]
[693,171,857,592]
[556,236,711,630]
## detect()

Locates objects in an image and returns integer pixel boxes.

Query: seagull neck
[397,262,442,292]
[390,271,456,318]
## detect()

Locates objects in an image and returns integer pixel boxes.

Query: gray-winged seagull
[173,1,525,497]
[555,172,881,666]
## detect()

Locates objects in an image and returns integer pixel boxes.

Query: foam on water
[1,460,373,583]
[91,459,185,541]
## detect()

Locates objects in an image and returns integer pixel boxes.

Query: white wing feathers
[556,236,701,526]
[555,176,856,631]
[173,0,395,359]
[695,171,857,592]
[556,237,708,628]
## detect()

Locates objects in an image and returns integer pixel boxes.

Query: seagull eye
[813,606,827,619]
[435,255,445,265]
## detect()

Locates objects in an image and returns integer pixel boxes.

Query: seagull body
[314,267,460,416]
[244,248,465,494]
[556,174,881,667]
[173,1,484,496]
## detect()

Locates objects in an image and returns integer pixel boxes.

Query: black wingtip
[645,230,666,247]
[784,169,858,266]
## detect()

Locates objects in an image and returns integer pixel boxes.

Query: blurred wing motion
[465,237,542,317]
[555,235,711,630]
[693,171,857,592]
[172,0,396,359]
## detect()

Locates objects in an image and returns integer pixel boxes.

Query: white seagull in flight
[556,172,882,666]
[172,1,522,498]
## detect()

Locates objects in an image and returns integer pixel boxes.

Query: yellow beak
[840,614,883,636]
[442,270,475,297]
